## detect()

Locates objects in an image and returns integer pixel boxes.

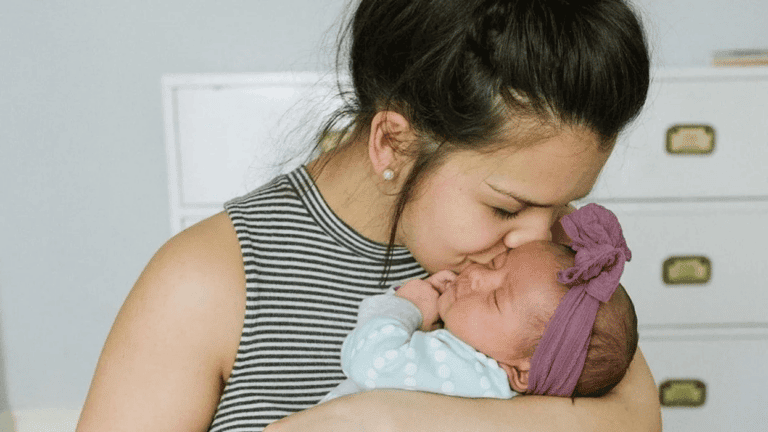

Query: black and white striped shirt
[209,167,428,432]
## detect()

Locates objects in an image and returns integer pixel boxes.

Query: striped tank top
[208,166,428,431]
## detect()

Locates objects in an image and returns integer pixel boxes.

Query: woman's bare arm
[77,213,245,432]
[266,349,661,432]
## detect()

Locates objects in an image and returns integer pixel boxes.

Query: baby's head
[437,240,637,397]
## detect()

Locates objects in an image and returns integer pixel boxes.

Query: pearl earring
[382,169,395,181]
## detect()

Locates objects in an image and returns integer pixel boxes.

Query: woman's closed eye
[491,206,520,220]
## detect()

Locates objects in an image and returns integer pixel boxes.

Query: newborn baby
[321,203,637,402]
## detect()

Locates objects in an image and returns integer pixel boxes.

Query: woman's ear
[500,358,531,393]
[368,111,416,178]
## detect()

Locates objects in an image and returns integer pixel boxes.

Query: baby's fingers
[427,270,456,293]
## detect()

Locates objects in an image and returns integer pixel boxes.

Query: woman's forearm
[267,349,661,432]
[268,390,581,432]
[480,349,661,432]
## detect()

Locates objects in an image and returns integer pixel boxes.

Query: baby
[320,203,637,402]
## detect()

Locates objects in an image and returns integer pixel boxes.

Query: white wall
[635,0,768,67]
[0,0,349,414]
[0,0,766,419]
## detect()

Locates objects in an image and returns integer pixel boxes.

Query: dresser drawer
[590,69,768,200]
[589,201,768,327]
[164,73,339,206]
[162,72,341,233]
[640,332,768,431]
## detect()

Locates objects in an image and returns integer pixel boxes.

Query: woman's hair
[318,0,650,282]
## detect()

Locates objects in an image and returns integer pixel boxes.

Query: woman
[77,0,661,431]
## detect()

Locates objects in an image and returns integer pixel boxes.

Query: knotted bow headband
[527,203,632,397]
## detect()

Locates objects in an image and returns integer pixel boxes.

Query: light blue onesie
[319,292,517,403]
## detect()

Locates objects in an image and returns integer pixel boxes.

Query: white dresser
[583,68,768,430]
[162,72,343,233]
[162,69,768,430]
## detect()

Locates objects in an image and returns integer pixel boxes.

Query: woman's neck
[305,141,395,245]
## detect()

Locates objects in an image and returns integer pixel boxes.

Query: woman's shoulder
[151,211,245,293]
[148,212,245,287]
[138,211,246,378]
[151,210,246,307]
[77,212,246,431]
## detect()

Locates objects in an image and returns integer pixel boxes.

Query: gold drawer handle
[666,125,715,155]
[663,256,711,285]
[660,379,706,407]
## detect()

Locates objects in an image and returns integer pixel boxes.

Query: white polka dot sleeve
[336,294,515,400]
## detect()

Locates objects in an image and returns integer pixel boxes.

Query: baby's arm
[321,272,454,403]
[341,291,512,399]
[340,294,422,390]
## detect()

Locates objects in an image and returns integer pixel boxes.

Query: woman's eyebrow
[486,183,548,207]
[486,182,590,207]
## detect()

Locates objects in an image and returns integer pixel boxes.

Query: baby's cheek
[442,306,472,338]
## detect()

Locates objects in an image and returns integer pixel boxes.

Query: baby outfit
[320,291,517,403]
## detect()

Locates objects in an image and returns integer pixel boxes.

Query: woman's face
[397,127,609,274]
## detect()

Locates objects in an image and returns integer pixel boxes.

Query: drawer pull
[663,256,711,285]
[659,379,706,407]
[666,125,715,155]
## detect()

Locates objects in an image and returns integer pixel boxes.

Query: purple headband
[527,203,631,397]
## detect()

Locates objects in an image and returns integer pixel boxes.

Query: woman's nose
[453,265,486,295]
[502,208,554,249]
[466,262,505,293]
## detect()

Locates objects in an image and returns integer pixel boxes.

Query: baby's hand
[425,270,457,294]
[396,270,456,331]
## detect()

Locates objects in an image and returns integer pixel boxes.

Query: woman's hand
[395,270,455,331]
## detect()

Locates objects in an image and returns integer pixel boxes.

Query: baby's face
[437,241,568,364]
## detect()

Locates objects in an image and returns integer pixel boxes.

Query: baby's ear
[500,359,530,393]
